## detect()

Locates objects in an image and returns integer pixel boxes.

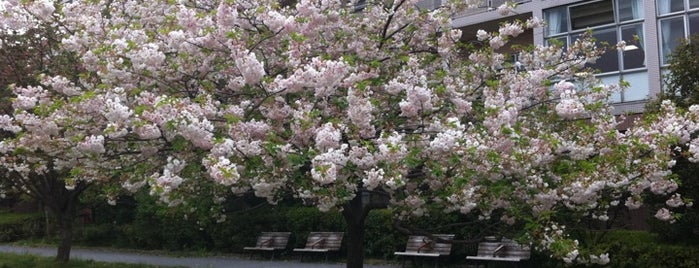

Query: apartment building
[417,0,699,115]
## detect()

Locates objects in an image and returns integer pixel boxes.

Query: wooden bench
[242,232,291,260]
[466,238,531,267]
[293,232,344,262]
[394,234,455,268]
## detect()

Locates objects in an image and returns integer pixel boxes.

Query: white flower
[103,96,132,123]
[499,23,523,37]
[311,162,338,185]
[362,168,384,190]
[497,3,515,16]
[616,40,627,50]
[207,156,240,186]
[666,193,684,208]
[489,35,505,49]
[563,249,579,264]
[315,123,342,152]
[590,253,610,265]
[654,208,673,222]
[476,29,489,41]
[77,135,106,155]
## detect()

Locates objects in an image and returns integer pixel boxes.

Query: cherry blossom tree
[2,0,699,266]
[0,0,172,261]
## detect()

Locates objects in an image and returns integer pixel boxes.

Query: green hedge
[74,201,406,258]
[601,230,699,268]
[528,230,699,268]
[0,211,44,242]
[70,199,699,266]
[74,202,495,260]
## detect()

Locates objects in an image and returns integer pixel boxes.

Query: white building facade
[419,0,699,114]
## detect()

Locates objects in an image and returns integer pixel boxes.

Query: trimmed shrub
[529,230,699,268]
[602,230,699,268]
[0,212,44,242]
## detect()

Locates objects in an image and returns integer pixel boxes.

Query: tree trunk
[55,215,73,262]
[342,191,368,268]
[22,171,89,263]
[341,189,389,268]
[44,175,86,263]
[344,212,366,268]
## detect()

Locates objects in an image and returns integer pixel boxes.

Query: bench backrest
[502,240,531,260]
[403,234,455,255]
[255,232,291,249]
[303,232,344,251]
[476,239,530,260]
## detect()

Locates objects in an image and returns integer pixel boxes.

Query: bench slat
[243,247,276,251]
[467,238,531,264]
[295,232,344,252]
[395,252,440,257]
[293,248,331,252]
[394,234,455,257]
[244,232,291,252]
[466,256,522,262]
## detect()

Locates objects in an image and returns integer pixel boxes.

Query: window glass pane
[660,17,686,64]
[657,0,685,15]
[622,71,649,101]
[621,24,645,69]
[691,0,699,9]
[546,36,568,51]
[355,0,367,12]
[585,28,619,73]
[570,0,614,30]
[600,75,623,102]
[544,6,568,36]
[691,13,699,35]
[618,0,644,21]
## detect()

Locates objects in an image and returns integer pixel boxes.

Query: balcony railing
[458,0,531,16]
[415,0,531,15]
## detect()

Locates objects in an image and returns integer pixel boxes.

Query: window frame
[569,0,616,30]
[657,0,699,65]
[543,0,649,103]
[544,0,646,74]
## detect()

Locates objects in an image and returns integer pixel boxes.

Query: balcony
[458,0,531,16]
[416,0,531,15]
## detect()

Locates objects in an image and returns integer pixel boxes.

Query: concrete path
[0,245,400,268]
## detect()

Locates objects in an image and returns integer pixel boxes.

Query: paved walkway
[0,245,399,268]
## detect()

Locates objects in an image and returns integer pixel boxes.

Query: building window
[545,6,568,36]
[544,0,647,103]
[544,0,645,73]
[570,1,615,30]
[621,24,645,69]
[618,0,644,21]
[658,0,686,15]
[660,17,686,64]
[657,0,699,64]
[573,27,620,73]
[354,0,367,12]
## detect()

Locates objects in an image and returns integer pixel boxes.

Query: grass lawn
[0,252,180,268]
